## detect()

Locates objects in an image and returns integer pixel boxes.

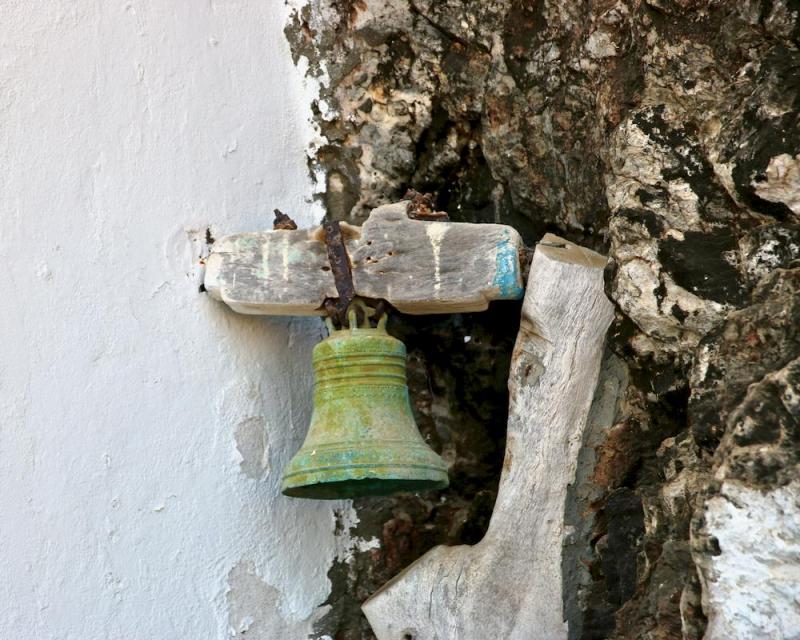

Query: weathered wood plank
[361,234,614,640]
[203,202,524,315]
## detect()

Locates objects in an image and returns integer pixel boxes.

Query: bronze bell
[281,305,449,499]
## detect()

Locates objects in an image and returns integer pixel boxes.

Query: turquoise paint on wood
[492,235,525,299]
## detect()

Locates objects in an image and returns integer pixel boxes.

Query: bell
[281,306,449,499]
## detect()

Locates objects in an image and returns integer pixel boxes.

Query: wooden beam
[203,202,524,316]
[361,234,614,640]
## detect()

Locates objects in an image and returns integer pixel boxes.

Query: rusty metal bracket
[322,220,356,328]
[321,220,391,329]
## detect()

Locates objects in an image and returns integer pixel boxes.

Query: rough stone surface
[693,480,800,640]
[286,1,800,638]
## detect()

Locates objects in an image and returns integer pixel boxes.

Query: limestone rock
[690,269,800,447]
[284,2,800,638]
[693,480,800,640]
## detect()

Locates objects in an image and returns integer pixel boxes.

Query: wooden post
[361,234,614,640]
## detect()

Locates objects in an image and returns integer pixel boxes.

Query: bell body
[281,325,449,499]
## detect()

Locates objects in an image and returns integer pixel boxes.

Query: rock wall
[285,2,800,638]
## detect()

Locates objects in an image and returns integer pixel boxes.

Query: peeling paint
[235,416,270,480]
[492,237,524,299]
[425,223,447,293]
[226,560,329,639]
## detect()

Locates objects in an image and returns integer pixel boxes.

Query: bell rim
[281,467,449,499]
[281,439,448,480]
[282,478,449,500]
[281,460,449,482]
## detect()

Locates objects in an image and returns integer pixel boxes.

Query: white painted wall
[0,3,350,638]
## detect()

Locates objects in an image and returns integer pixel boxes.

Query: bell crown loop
[314,300,404,381]
[324,298,388,334]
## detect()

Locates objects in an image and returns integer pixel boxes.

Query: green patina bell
[281,306,449,500]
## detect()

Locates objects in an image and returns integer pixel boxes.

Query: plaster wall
[0,2,347,637]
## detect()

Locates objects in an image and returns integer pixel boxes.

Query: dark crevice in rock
[659,229,747,307]
[731,109,800,221]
